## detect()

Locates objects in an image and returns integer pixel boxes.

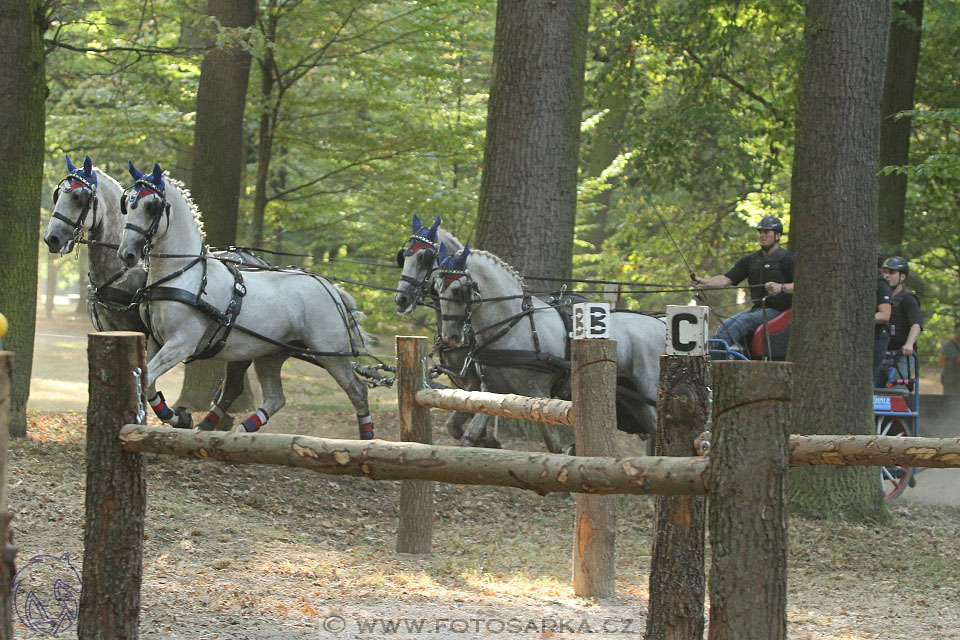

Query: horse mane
[162,173,206,240]
[470,249,525,289]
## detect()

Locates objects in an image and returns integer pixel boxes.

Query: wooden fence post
[571,338,617,598]
[0,352,14,640]
[79,332,146,640]
[396,336,434,554]
[646,354,709,640]
[708,361,790,640]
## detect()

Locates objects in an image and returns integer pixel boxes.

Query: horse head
[434,242,474,347]
[43,154,100,254]
[394,214,442,314]
[118,161,167,268]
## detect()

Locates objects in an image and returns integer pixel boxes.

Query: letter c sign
[665,305,708,356]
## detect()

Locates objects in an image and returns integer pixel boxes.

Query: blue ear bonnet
[439,242,470,271]
[64,154,98,187]
[411,214,442,243]
[127,160,165,192]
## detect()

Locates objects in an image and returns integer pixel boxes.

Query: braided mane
[162,173,206,240]
[471,249,525,289]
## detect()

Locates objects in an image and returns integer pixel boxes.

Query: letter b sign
[572,303,610,339]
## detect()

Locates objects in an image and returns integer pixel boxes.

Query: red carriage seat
[750,308,792,360]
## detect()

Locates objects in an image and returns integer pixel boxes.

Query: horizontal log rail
[119,425,708,496]
[414,388,573,426]
[789,435,960,468]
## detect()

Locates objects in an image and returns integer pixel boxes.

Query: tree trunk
[0,355,14,640]
[475,0,590,291]
[787,0,890,521]
[708,362,790,640]
[396,337,434,555]
[647,355,708,640]
[251,0,280,249]
[79,333,146,639]
[120,425,710,496]
[176,0,258,412]
[571,339,617,598]
[878,0,924,249]
[0,0,46,437]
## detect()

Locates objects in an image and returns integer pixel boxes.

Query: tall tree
[0,0,47,437]
[475,0,591,290]
[175,0,258,411]
[788,0,890,520]
[878,0,924,249]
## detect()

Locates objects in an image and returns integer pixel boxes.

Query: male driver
[881,256,922,388]
[874,250,892,387]
[693,215,794,349]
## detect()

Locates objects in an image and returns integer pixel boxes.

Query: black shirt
[888,288,922,350]
[876,277,891,339]
[724,247,794,312]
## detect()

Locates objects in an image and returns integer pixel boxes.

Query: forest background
[32,0,958,342]
[0,0,958,521]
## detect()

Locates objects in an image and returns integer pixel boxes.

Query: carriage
[708,310,920,500]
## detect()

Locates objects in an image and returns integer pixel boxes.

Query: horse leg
[444,410,472,440]
[197,360,252,431]
[460,412,490,448]
[144,340,198,429]
[235,354,287,433]
[320,357,374,440]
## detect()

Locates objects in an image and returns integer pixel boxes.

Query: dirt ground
[8,311,960,639]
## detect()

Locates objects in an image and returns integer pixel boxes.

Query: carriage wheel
[877,415,915,500]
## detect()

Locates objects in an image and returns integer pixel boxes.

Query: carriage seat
[749,308,791,360]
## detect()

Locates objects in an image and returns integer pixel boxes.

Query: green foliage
[37,0,960,340]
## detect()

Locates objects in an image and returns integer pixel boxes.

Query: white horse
[393,215,499,446]
[116,160,375,437]
[43,154,148,333]
[433,243,665,451]
[42,154,270,431]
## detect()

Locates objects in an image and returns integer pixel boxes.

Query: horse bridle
[396,232,440,305]
[120,178,171,251]
[435,265,480,343]
[51,173,100,244]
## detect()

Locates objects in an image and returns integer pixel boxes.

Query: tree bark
[708,362,790,640]
[176,0,258,412]
[878,0,924,249]
[396,337,434,554]
[79,333,146,640]
[415,388,572,425]
[571,339,617,598]
[647,355,708,640]
[789,434,960,468]
[475,0,590,291]
[0,354,14,640]
[0,0,46,437]
[120,425,710,496]
[788,0,890,520]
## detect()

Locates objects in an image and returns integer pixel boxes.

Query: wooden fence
[76,331,960,640]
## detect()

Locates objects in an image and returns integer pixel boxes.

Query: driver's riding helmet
[756,215,784,234]
[882,256,909,275]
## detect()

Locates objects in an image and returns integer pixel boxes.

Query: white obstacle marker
[572,302,610,339]
[665,305,709,356]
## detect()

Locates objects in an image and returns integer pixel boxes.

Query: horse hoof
[359,429,374,440]
[196,419,216,431]
[563,443,576,456]
[460,437,476,448]
[481,437,501,449]
[174,406,193,430]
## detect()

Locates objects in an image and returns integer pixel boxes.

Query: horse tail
[335,285,379,347]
